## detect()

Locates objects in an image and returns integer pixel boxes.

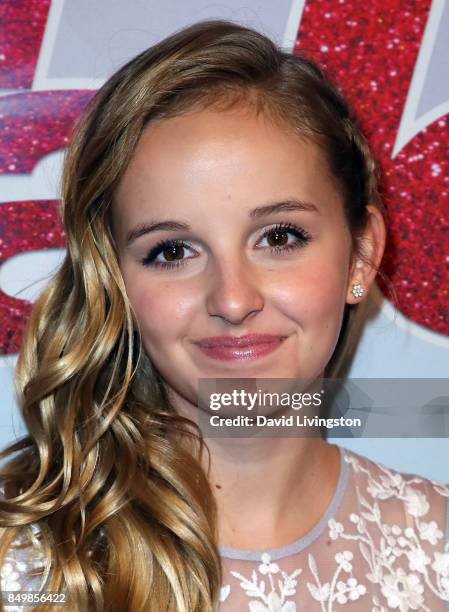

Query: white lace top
[1,445,449,611]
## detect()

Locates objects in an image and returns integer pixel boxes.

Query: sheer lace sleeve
[1,526,47,612]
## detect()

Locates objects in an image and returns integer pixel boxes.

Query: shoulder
[340,445,449,544]
[0,487,48,608]
[1,525,47,596]
[327,446,449,608]
[340,445,449,502]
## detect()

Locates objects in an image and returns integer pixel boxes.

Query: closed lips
[196,334,286,347]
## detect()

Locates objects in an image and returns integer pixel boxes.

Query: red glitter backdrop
[0,0,448,355]
[297,0,448,337]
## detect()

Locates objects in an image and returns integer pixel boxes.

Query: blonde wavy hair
[0,19,388,611]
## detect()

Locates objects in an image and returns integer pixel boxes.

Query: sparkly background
[0,0,448,355]
[297,0,448,336]
[0,0,50,89]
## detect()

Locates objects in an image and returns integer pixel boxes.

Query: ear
[346,205,387,304]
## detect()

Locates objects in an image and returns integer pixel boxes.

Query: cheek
[126,275,197,344]
[272,260,348,326]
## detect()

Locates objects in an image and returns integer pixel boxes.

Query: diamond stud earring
[351,283,364,298]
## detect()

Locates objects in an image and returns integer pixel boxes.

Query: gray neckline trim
[218,444,349,561]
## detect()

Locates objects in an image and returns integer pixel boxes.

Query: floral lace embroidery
[306,550,367,609]
[320,453,449,611]
[1,559,27,591]
[0,533,47,612]
[219,452,449,611]
[220,552,301,611]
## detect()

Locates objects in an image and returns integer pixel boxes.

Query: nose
[205,256,264,325]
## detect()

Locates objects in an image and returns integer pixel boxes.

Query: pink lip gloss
[194,334,286,361]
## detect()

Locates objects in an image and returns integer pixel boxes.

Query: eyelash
[139,222,312,270]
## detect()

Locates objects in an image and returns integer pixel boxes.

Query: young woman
[0,19,448,612]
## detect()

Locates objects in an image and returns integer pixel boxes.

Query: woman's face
[112,105,358,408]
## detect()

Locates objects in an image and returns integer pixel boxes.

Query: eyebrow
[125,198,319,247]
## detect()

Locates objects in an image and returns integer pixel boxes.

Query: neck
[172,390,341,550]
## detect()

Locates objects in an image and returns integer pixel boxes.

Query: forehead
[113,106,344,233]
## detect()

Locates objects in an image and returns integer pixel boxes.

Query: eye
[257,222,311,253]
[140,238,198,269]
[139,222,312,270]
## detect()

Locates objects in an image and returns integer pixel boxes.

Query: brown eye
[163,244,185,261]
[141,238,195,268]
[266,229,289,247]
[257,223,312,254]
